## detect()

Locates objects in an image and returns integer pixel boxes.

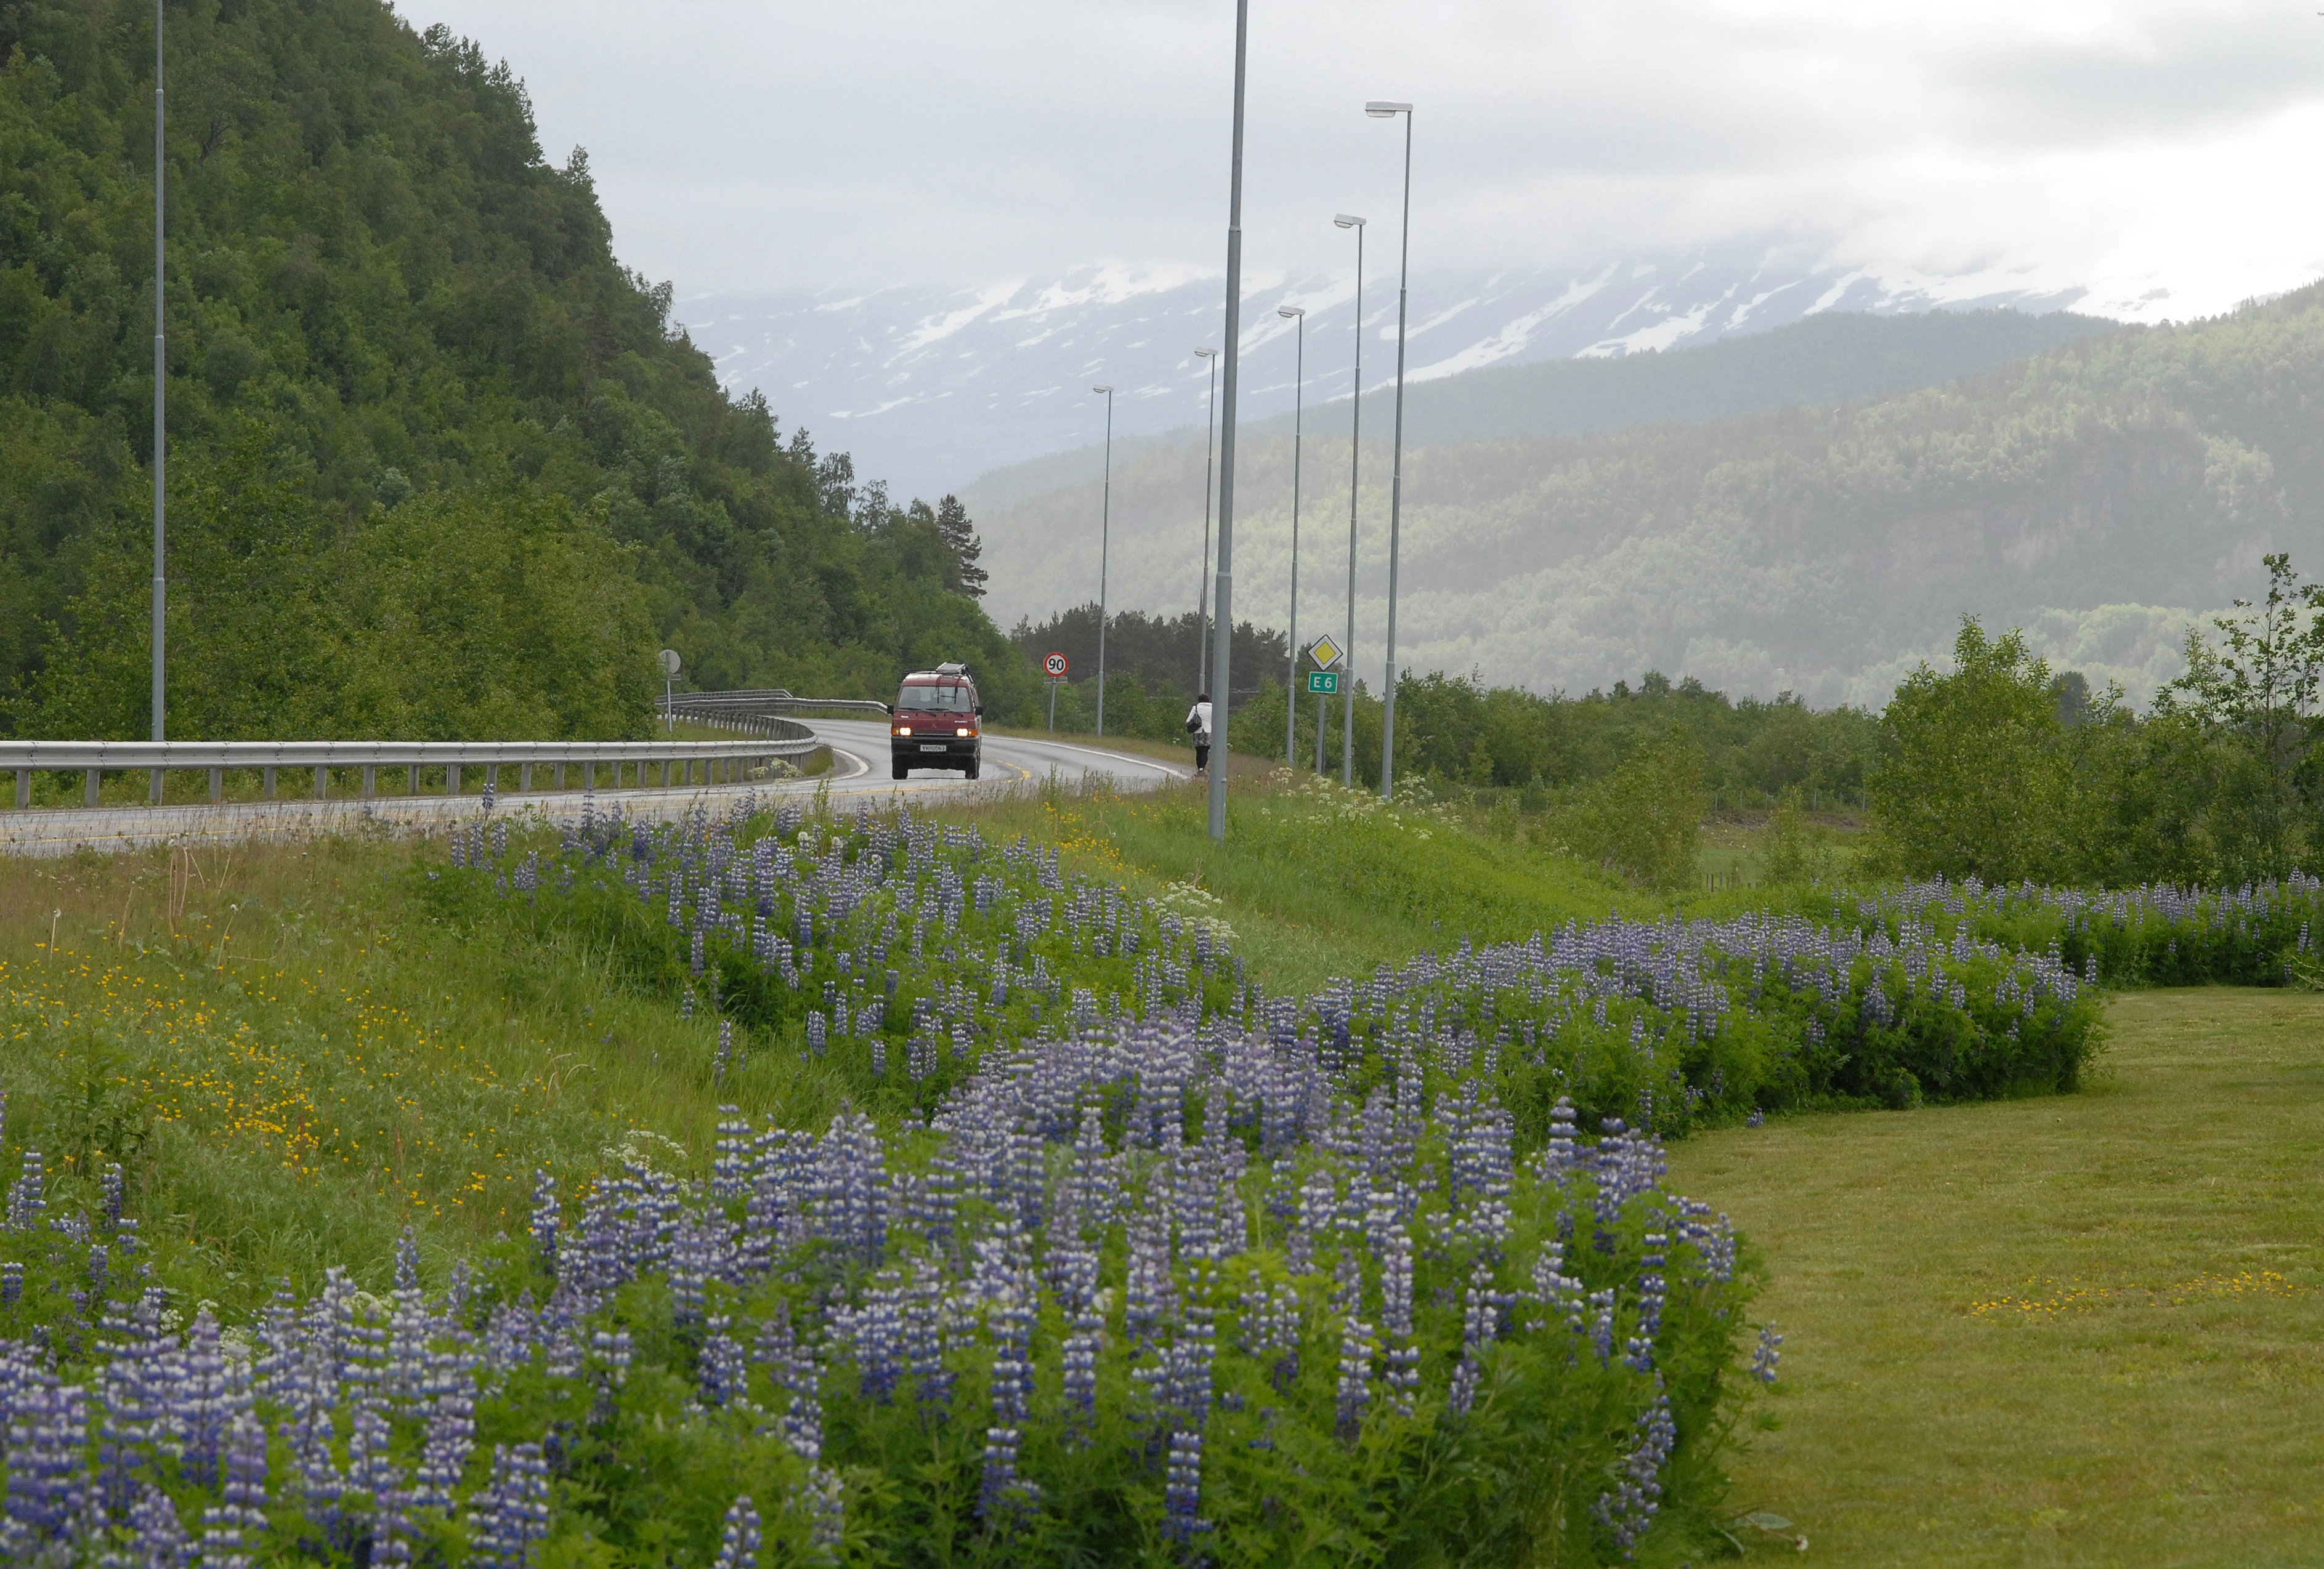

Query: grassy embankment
[2,770,2315,1563]
[0,772,1645,1313]
[1671,987,2324,1566]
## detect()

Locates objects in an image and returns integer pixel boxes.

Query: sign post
[1303,635,1343,775]
[1043,651,1069,732]
[658,648,682,734]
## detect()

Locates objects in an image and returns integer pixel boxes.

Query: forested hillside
[0,0,1027,739]
[970,292,2324,708]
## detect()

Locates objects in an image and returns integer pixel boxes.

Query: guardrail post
[408,764,419,797]
[520,763,532,792]
[13,771,25,810]
[85,769,99,806]
[314,766,328,800]
[583,760,594,791]
[486,764,499,795]
[448,764,461,797]
[362,765,377,798]
[209,768,222,802]
[554,763,565,791]
[662,759,671,787]
[263,767,277,799]
[609,760,622,791]
[150,768,163,804]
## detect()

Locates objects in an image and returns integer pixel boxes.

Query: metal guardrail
[661,689,893,722]
[1,730,822,809]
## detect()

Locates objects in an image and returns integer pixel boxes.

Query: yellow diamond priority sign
[1306,633,1345,670]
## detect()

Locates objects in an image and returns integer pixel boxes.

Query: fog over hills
[674,248,2087,502]
[959,290,2324,710]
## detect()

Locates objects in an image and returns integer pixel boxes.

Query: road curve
[0,723,1190,858]
[806,719,1192,798]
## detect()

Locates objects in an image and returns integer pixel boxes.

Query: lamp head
[1192,347,1217,359]
[1334,214,1366,229]
[1092,384,1114,394]
[1277,306,1304,320]
[1366,100,1412,118]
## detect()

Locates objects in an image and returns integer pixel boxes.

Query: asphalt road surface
[0,721,1191,858]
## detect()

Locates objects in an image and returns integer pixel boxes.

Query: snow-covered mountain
[673,249,2088,503]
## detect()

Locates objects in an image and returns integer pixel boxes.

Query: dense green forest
[970,291,2324,709]
[0,0,1028,740]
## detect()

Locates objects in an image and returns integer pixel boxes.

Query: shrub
[1558,736,1707,892]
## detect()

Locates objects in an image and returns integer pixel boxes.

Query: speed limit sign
[1044,651,1069,678]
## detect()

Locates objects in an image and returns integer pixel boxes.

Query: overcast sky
[400,0,2324,321]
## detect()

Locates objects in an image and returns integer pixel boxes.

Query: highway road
[0,720,1191,858]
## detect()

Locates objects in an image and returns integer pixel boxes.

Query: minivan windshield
[897,682,973,713]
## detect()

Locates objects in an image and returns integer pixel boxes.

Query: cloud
[400,0,2324,313]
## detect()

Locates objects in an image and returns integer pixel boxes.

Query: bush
[1558,735,1707,891]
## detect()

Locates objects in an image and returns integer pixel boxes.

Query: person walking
[1186,692,1213,777]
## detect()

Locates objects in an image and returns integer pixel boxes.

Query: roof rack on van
[934,662,969,676]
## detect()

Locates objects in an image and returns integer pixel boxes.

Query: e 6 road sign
[1307,670,1340,695]
[1043,651,1069,678]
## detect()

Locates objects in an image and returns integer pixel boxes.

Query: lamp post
[1192,345,1219,695]
[1205,0,1251,843]
[1367,99,1414,801]
[151,0,167,786]
[1333,214,1366,788]
[1092,384,1115,737]
[1277,304,1305,769]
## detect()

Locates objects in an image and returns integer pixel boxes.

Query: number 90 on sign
[1306,670,1339,694]
[1043,651,1069,678]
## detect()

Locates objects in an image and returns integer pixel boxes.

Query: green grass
[934,770,1659,995]
[1665,988,2324,1567]
[0,831,860,1310]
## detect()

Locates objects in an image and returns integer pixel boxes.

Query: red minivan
[889,663,982,780]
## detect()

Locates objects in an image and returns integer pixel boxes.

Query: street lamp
[1367,100,1414,801]
[1277,305,1305,770]
[1204,0,1253,842]
[151,0,168,794]
[1093,384,1115,737]
[1333,213,1366,789]
[1192,346,1220,695]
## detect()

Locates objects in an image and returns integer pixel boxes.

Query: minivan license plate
[920,743,947,752]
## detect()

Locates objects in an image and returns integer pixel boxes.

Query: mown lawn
[1667,988,2324,1567]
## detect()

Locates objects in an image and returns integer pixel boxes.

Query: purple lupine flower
[95,1290,171,1516]
[123,1480,190,1568]
[4,1378,87,1541]
[1380,1228,1420,1418]
[698,1316,748,1408]
[795,1465,846,1557]
[1587,1289,1617,1366]
[976,1425,1037,1527]
[1,1264,20,1306]
[7,1148,46,1232]
[412,1388,476,1513]
[395,1227,420,1292]
[1593,1390,1675,1557]
[198,1411,269,1569]
[711,1110,751,1203]
[100,1163,125,1232]
[530,1172,560,1280]
[1161,1428,1210,1546]
[177,1305,253,1485]
[465,1442,552,1569]
[347,1402,415,1563]
[1334,1313,1375,1442]
[712,1494,763,1569]
[715,1020,735,1087]
[1751,1322,1783,1384]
